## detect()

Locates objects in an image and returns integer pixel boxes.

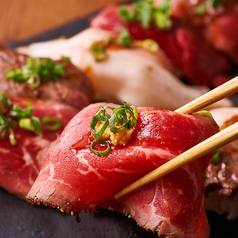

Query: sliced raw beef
[90,4,231,87]
[0,94,78,199]
[204,3,238,65]
[27,103,219,237]
[163,0,238,65]
[0,46,93,110]
[205,107,238,219]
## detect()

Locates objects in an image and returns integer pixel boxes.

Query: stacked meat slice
[27,103,219,237]
[0,46,93,110]
[0,94,78,199]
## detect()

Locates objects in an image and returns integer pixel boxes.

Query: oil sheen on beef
[27,103,219,237]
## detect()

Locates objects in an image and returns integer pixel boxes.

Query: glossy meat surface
[27,103,219,237]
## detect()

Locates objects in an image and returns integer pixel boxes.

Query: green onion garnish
[90,41,107,62]
[42,117,62,130]
[142,39,159,53]
[9,102,33,120]
[61,56,71,62]
[117,27,133,48]
[19,116,42,135]
[195,110,213,118]
[118,0,172,30]
[9,128,17,146]
[118,6,136,23]
[0,92,12,109]
[90,140,111,156]
[90,102,138,155]
[0,113,10,140]
[211,149,220,164]
[0,93,62,145]
[5,57,65,89]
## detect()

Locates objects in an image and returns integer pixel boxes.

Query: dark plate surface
[3,10,238,238]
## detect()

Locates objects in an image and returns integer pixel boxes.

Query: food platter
[3,9,238,238]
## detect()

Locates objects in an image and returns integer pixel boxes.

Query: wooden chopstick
[114,76,238,199]
[175,76,238,114]
[114,121,238,199]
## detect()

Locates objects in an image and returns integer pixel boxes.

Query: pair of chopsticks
[114,76,238,199]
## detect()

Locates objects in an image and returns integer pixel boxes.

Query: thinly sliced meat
[0,94,78,200]
[27,103,219,237]
[16,28,232,110]
[205,3,238,65]
[205,107,238,219]
[90,4,231,87]
[0,46,93,110]
[161,0,238,65]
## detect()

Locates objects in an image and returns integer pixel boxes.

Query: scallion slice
[0,93,12,109]
[90,140,111,156]
[5,57,65,89]
[9,127,17,146]
[142,39,159,53]
[117,27,133,48]
[90,115,109,139]
[211,149,220,164]
[9,102,33,120]
[0,113,9,140]
[90,102,138,155]
[19,116,42,135]
[42,117,62,130]
[118,0,172,30]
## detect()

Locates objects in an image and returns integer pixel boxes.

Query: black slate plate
[4,9,238,238]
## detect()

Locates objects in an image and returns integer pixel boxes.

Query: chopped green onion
[27,74,41,89]
[142,39,159,53]
[90,102,138,155]
[5,57,65,89]
[0,93,12,109]
[118,0,172,30]
[195,110,213,118]
[134,0,154,28]
[118,6,136,23]
[19,116,42,135]
[117,27,133,48]
[211,149,220,164]
[19,118,34,132]
[90,40,107,62]
[90,140,111,156]
[61,56,71,62]
[90,115,109,139]
[153,0,172,30]
[0,113,9,140]
[9,102,33,120]
[42,117,62,130]
[31,116,42,134]
[9,128,17,146]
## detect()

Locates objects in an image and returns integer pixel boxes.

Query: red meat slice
[0,94,78,199]
[90,4,230,87]
[0,46,93,110]
[205,3,238,65]
[27,103,219,238]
